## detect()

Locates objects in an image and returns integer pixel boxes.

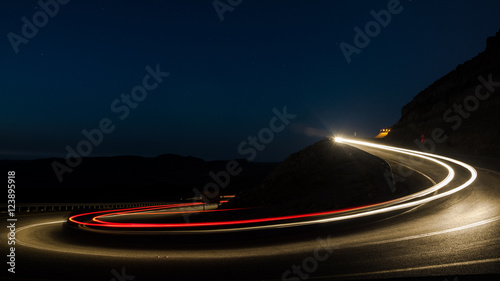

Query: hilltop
[216,139,398,218]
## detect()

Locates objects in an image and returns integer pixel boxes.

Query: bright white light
[193,137,478,233]
[51,137,479,235]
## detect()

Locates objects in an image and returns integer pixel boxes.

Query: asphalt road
[2,140,500,281]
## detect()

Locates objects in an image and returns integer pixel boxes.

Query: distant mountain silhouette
[0,155,277,203]
[386,29,500,156]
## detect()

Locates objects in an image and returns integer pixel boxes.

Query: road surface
[2,139,499,280]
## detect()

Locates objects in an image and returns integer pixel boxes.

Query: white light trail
[182,138,477,233]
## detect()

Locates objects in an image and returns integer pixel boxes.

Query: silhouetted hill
[0,155,277,203]
[216,139,395,218]
[386,29,500,156]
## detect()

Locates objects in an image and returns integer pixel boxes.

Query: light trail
[67,138,477,233]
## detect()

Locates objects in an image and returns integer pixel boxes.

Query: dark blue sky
[2,0,500,161]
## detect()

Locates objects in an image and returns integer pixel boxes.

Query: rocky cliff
[386,29,500,156]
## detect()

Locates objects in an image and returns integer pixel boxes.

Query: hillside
[386,29,500,156]
[216,139,396,218]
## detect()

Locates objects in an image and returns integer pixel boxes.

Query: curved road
[2,139,500,280]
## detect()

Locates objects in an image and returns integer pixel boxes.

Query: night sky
[2,0,500,162]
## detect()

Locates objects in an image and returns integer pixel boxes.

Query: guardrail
[0,202,171,213]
